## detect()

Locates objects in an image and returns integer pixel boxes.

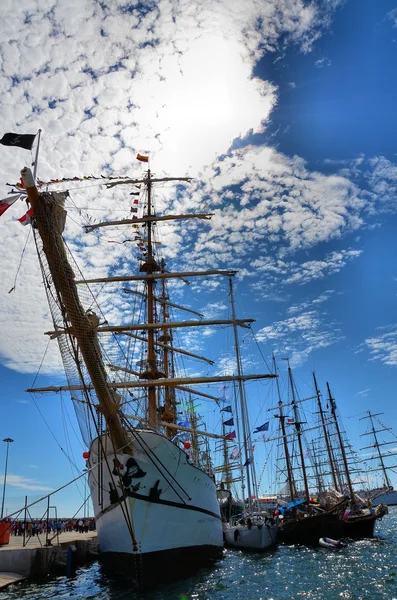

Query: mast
[158,259,176,437]
[326,382,355,501]
[21,168,129,453]
[312,372,339,492]
[222,422,232,491]
[229,277,255,513]
[231,380,246,504]
[311,439,325,497]
[360,411,392,489]
[272,354,295,500]
[189,404,200,467]
[288,364,311,508]
[138,169,161,426]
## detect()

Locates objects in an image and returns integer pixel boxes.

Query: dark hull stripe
[279,513,378,545]
[99,544,224,585]
[96,490,222,521]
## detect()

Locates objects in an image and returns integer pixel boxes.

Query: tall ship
[215,279,278,551]
[268,362,387,545]
[16,157,275,583]
[358,411,397,507]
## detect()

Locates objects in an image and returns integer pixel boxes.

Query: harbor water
[1,507,396,600]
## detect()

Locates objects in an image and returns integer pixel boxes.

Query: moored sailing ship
[217,279,278,551]
[271,361,345,545]
[18,160,275,582]
[358,411,397,507]
[270,362,386,545]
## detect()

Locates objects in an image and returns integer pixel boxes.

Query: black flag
[0,133,36,150]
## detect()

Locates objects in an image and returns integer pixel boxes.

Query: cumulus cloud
[0,0,393,377]
[185,147,367,257]
[287,289,335,314]
[255,292,343,366]
[283,249,362,285]
[366,156,397,211]
[364,325,397,366]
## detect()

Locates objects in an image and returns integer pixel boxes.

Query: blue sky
[1,0,397,516]
[255,0,397,164]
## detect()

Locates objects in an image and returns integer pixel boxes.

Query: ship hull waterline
[278,512,343,546]
[223,522,278,550]
[88,429,223,580]
[341,514,377,539]
[278,511,379,545]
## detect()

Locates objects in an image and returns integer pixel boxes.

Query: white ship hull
[223,522,277,550]
[87,429,223,578]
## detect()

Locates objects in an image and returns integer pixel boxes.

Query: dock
[0,531,98,589]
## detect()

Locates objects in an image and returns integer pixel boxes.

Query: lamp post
[1,438,14,520]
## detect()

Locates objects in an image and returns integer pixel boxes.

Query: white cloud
[315,57,331,68]
[0,0,392,378]
[366,156,397,211]
[282,249,362,285]
[188,147,367,257]
[364,326,397,366]
[287,289,335,315]
[387,8,397,28]
[201,301,228,319]
[0,474,52,492]
[356,388,370,397]
[256,308,343,367]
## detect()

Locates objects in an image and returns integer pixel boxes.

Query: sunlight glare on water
[1,508,396,600]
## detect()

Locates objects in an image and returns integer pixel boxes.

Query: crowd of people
[6,518,96,536]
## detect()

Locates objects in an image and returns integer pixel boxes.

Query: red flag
[136,153,149,162]
[225,430,236,440]
[0,193,22,217]
[18,208,34,226]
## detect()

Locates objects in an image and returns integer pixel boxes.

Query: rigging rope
[8,225,32,293]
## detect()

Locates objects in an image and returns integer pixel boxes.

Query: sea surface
[1,508,396,600]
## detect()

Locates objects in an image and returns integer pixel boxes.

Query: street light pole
[1,438,14,520]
